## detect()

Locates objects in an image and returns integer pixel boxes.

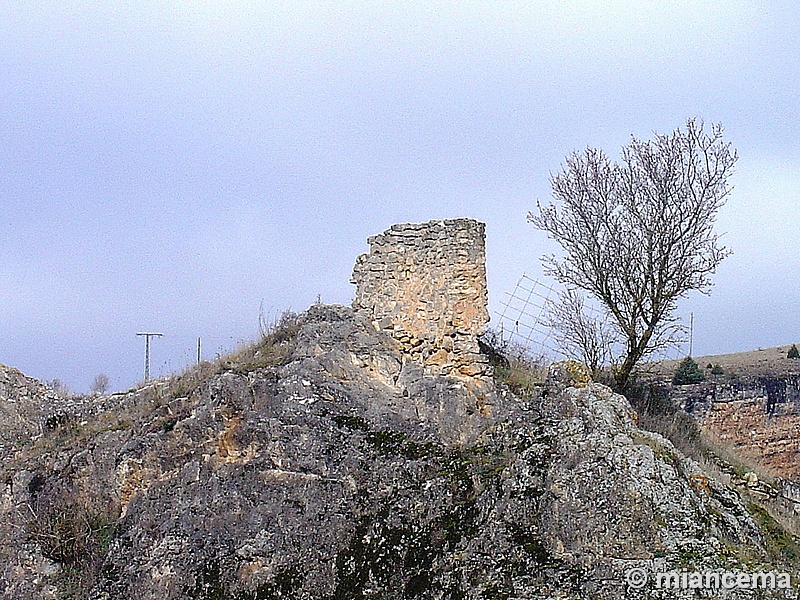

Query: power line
[136,332,164,381]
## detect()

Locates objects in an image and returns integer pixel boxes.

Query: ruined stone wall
[351,219,490,378]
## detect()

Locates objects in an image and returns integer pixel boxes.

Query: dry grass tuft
[25,475,119,597]
[160,310,300,400]
[479,330,547,396]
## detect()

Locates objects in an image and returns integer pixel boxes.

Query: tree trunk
[614,329,653,391]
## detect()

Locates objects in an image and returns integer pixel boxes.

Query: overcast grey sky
[2,1,798,392]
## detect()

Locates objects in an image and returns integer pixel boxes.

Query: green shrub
[672,356,705,385]
[788,344,799,360]
[710,364,724,375]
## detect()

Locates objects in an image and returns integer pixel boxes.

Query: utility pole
[197,337,201,365]
[689,312,694,358]
[136,332,163,381]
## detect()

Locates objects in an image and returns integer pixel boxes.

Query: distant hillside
[651,345,800,379]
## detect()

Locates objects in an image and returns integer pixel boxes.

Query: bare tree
[91,373,110,394]
[530,119,736,389]
[542,288,617,378]
[48,379,70,397]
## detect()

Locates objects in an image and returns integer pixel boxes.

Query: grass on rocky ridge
[163,310,300,398]
[479,330,547,397]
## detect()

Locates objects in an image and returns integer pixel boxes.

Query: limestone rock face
[0,365,63,458]
[351,219,490,380]
[539,384,762,588]
[0,306,795,600]
[674,375,800,481]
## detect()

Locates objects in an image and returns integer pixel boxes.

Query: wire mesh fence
[493,274,563,360]
[492,274,687,365]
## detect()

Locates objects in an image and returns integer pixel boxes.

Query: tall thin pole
[137,332,163,381]
[689,312,694,357]
[197,337,201,365]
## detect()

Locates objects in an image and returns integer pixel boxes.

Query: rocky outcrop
[2,219,797,599]
[351,219,490,380]
[0,365,65,458]
[1,306,796,600]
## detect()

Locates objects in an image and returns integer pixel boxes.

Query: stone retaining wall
[675,377,800,480]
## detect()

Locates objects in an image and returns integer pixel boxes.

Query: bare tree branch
[542,288,619,377]
[529,118,736,389]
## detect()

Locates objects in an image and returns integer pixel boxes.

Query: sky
[1,1,799,393]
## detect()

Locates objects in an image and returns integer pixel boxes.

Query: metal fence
[492,274,564,360]
[492,274,685,364]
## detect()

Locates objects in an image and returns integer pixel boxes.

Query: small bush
[264,310,301,345]
[788,344,799,360]
[48,379,71,397]
[90,373,110,394]
[672,356,705,385]
[710,364,724,375]
[222,310,300,373]
[478,331,510,370]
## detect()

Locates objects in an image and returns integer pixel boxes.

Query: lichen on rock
[547,359,592,389]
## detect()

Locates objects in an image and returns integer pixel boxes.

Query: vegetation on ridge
[3,306,799,599]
